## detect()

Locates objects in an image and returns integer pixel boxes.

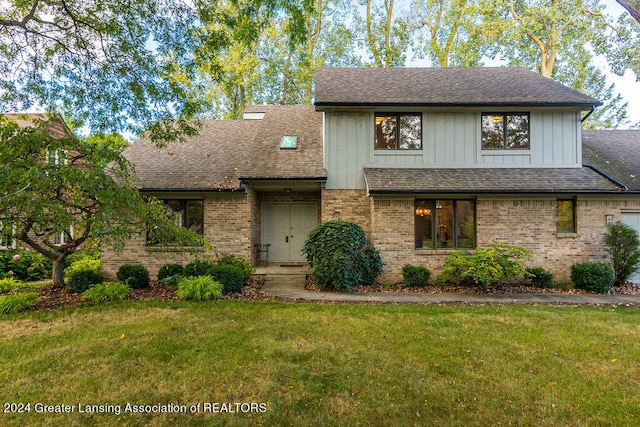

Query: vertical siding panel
[563,112,576,165]
[530,112,543,164]
[542,112,554,164]
[552,112,564,165]
[434,113,446,164]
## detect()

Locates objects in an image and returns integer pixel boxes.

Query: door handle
[285,236,289,243]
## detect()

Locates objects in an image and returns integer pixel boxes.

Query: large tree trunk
[51,257,67,288]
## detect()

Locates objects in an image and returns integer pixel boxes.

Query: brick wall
[370,196,640,283]
[321,189,372,237]
[101,194,252,280]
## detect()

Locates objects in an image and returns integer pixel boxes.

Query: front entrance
[262,203,318,262]
[621,212,640,283]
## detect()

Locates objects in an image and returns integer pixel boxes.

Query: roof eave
[315,101,601,109]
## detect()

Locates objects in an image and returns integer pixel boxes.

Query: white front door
[262,203,317,262]
[621,212,640,284]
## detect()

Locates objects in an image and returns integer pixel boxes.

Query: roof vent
[243,112,265,120]
[280,135,298,149]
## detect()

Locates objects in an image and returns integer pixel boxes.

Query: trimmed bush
[82,282,131,303]
[402,265,431,287]
[604,222,640,286]
[526,267,554,288]
[183,260,215,278]
[571,261,615,293]
[208,264,244,294]
[438,242,531,290]
[67,257,100,275]
[0,292,39,314]
[160,274,183,290]
[177,276,223,301]
[216,253,254,281]
[116,264,150,289]
[158,263,184,281]
[302,221,383,291]
[67,269,104,293]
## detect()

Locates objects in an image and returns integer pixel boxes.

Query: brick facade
[367,195,640,283]
[102,194,252,280]
[321,189,372,237]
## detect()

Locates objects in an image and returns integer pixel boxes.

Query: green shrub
[183,260,216,277]
[116,264,150,289]
[402,265,431,287]
[160,274,183,290]
[208,264,244,294]
[82,282,131,303]
[0,277,23,295]
[302,221,383,292]
[177,276,223,301]
[216,253,254,281]
[67,257,100,274]
[604,222,640,286]
[438,242,531,290]
[67,269,104,293]
[0,292,39,314]
[0,249,51,281]
[571,261,615,293]
[526,267,554,288]
[158,263,184,281]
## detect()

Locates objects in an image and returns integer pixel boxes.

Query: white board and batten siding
[324,110,582,190]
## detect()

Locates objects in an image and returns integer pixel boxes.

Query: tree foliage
[0,0,201,141]
[604,222,640,286]
[0,115,202,287]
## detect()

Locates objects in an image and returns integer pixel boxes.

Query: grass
[1,301,640,426]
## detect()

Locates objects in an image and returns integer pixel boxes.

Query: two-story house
[102,67,640,283]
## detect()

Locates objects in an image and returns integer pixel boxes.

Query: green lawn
[1,301,639,426]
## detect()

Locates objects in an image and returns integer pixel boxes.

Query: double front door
[262,203,317,262]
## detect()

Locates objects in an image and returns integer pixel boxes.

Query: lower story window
[0,221,14,249]
[147,199,204,245]
[54,226,73,246]
[556,199,576,233]
[415,200,475,249]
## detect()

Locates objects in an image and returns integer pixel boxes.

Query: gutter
[583,164,629,192]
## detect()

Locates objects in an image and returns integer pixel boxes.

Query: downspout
[584,164,629,192]
[581,107,595,123]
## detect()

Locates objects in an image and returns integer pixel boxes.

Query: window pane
[481,114,504,149]
[436,201,454,249]
[399,114,422,149]
[187,200,204,235]
[0,221,13,248]
[375,115,397,149]
[456,201,475,248]
[557,200,575,233]
[415,200,433,249]
[507,114,529,149]
[166,200,185,227]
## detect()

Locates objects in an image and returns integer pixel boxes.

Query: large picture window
[375,113,422,150]
[481,113,530,150]
[415,200,475,249]
[147,199,204,245]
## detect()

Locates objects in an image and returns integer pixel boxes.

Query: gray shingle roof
[315,67,601,109]
[122,105,325,191]
[583,130,640,192]
[364,167,623,194]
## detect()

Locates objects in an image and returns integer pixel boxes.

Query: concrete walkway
[256,266,640,306]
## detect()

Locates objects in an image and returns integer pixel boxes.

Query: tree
[496,0,630,128]
[0,0,201,141]
[410,0,497,67]
[0,115,201,287]
[360,0,409,67]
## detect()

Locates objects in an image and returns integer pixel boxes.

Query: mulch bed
[34,275,271,312]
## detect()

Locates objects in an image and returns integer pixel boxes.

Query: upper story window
[375,113,422,150]
[481,113,530,150]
